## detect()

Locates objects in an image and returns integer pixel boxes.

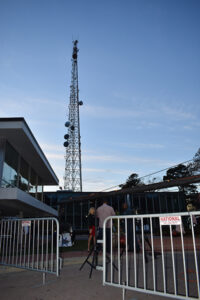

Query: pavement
[0,250,173,300]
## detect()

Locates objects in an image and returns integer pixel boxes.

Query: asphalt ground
[0,252,174,300]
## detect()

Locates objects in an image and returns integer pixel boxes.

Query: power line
[100,158,194,192]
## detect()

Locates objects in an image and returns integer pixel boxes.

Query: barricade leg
[122,287,126,300]
[43,272,46,285]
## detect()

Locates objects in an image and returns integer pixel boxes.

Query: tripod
[80,237,118,278]
[79,242,100,278]
[80,200,118,278]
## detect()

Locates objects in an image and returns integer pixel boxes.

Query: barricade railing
[102,211,200,300]
[0,217,60,282]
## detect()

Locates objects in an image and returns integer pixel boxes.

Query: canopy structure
[68,175,200,203]
[0,118,58,217]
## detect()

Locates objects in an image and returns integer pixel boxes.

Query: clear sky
[0,0,200,191]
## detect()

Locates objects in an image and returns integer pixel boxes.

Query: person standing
[96,199,115,253]
[87,207,96,252]
[122,203,140,252]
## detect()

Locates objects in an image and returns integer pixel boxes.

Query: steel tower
[64,40,83,191]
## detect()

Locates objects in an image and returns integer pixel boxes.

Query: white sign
[22,221,31,227]
[160,216,182,226]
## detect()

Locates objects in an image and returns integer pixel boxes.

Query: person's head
[101,199,108,205]
[89,207,95,215]
[187,203,196,212]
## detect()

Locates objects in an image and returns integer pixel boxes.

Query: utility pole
[64,40,83,191]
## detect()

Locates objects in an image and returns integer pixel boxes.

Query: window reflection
[37,177,43,201]
[2,142,18,187]
[29,168,37,197]
[18,158,29,192]
[1,142,44,202]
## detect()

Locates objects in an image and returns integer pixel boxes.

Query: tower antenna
[64,40,83,191]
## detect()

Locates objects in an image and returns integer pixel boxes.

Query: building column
[0,138,6,186]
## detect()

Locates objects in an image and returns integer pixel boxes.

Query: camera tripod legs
[79,245,99,278]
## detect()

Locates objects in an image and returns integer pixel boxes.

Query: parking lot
[0,251,173,300]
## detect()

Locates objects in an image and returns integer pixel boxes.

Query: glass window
[147,194,153,214]
[172,194,179,212]
[59,204,65,222]
[18,158,29,192]
[112,196,118,212]
[118,196,125,214]
[65,202,74,226]
[153,194,160,213]
[74,201,81,229]
[179,194,187,212]
[82,201,89,230]
[160,194,167,213]
[44,193,58,208]
[37,177,43,201]
[29,168,37,197]
[133,195,139,211]
[114,197,119,212]
[140,195,146,213]
[2,142,19,187]
[167,194,173,212]
[43,193,51,206]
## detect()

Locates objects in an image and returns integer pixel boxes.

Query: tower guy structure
[64,40,83,191]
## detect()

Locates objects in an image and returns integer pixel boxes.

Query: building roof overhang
[0,188,58,217]
[0,118,59,185]
[69,175,200,202]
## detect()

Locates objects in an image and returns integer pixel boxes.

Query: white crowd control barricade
[102,212,200,300]
[0,217,60,283]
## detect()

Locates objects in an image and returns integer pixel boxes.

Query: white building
[0,118,58,218]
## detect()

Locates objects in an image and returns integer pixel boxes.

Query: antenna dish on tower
[64,141,69,147]
[65,121,70,127]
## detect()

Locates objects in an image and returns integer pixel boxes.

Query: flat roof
[0,118,59,185]
[70,175,200,202]
[0,188,58,217]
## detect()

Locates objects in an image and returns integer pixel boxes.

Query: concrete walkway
[0,251,173,300]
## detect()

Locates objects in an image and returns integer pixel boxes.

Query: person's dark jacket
[88,214,95,227]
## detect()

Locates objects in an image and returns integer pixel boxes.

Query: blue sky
[0,0,200,191]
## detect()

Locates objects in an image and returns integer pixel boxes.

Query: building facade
[0,118,59,218]
[44,190,186,232]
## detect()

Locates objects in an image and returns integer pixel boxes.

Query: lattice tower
[64,40,83,191]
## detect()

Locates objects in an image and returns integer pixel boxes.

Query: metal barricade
[0,217,60,281]
[102,212,200,300]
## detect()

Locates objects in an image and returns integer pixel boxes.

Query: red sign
[22,221,31,227]
[160,216,181,226]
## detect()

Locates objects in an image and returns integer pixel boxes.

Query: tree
[163,164,190,181]
[193,148,200,164]
[188,148,200,174]
[163,164,197,195]
[120,173,142,189]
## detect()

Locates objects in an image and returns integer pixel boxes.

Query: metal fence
[102,211,200,300]
[0,217,60,281]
